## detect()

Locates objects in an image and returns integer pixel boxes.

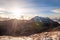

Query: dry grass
[0,31,60,40]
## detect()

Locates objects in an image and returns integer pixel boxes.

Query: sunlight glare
[11,7,22,19]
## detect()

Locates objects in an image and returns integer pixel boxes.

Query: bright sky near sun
[0,0,60,19]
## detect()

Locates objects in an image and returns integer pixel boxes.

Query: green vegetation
[32,21,43,32]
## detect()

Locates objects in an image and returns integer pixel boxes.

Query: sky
[0,0,60,19]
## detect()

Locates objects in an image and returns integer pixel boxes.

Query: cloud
[0,0,48,13]
[0,0,48,18]
[0,8,5,11]
[0,0,35,13]
[0,8,6,14]
[0,0,34,8]
[51,9,60,13]
[49,9,60,18]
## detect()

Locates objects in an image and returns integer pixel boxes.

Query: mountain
[31,16,53,23]
[31,16,60,27]
[0,17,10,21]
[0,16,60,36]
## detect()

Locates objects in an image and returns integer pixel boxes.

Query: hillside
[0,16,60,36]
[0,17,60,40]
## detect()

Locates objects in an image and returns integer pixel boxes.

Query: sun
[9,7,30,20]
[11,7,22,19]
